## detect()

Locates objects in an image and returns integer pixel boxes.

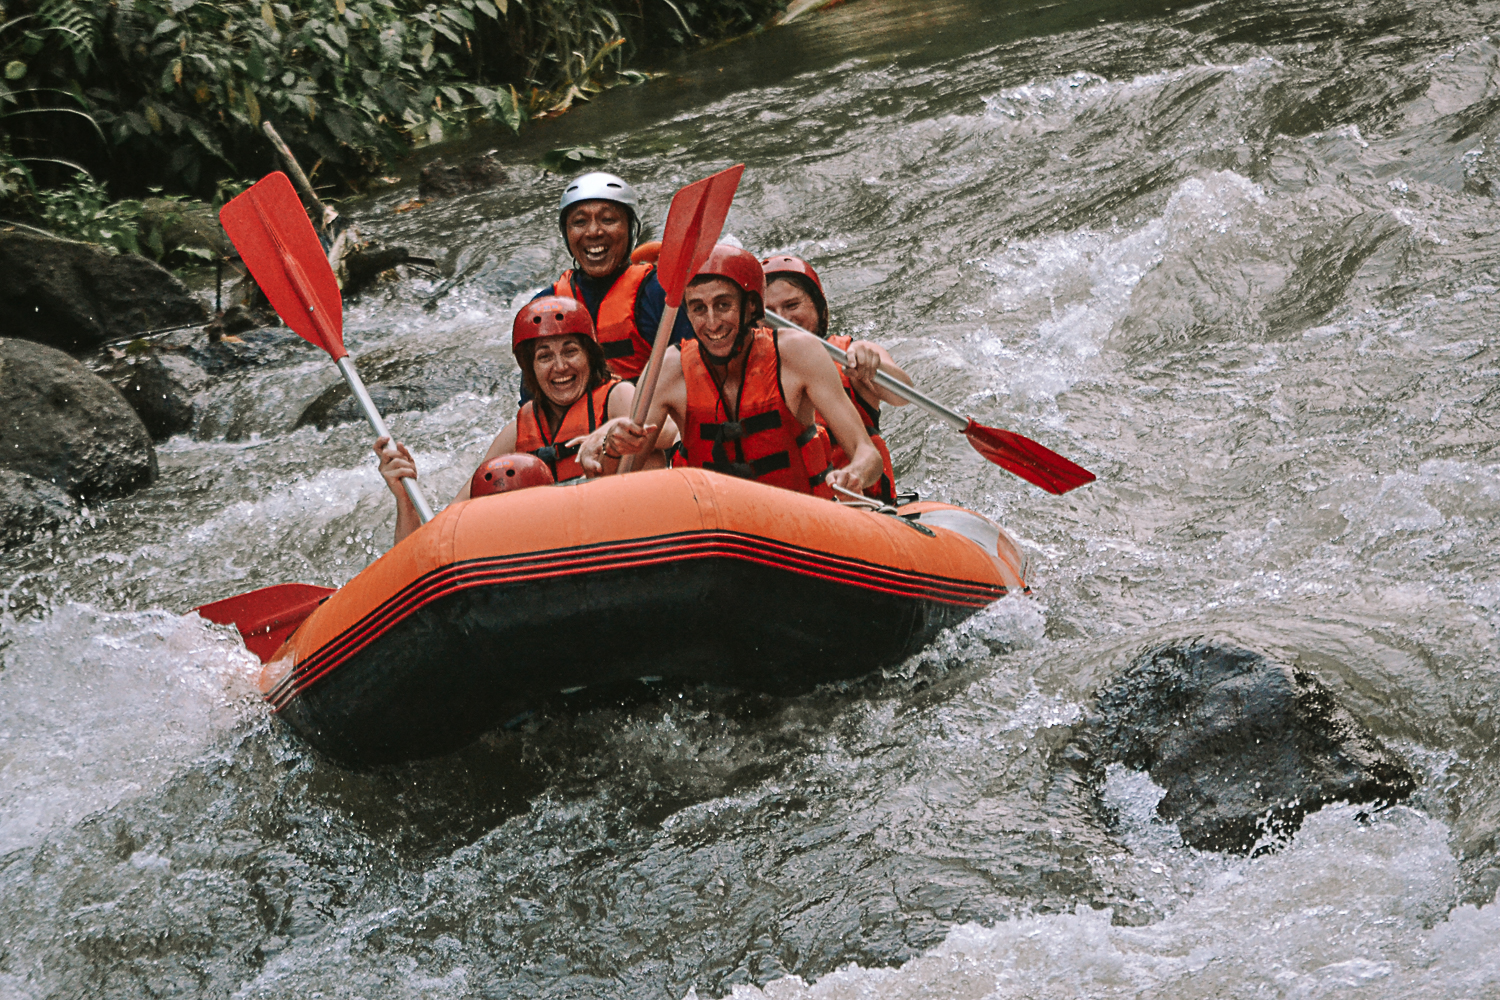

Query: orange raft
[261,468,1029,764]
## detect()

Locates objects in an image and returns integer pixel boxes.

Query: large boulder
[109,352,211,439]
[0,338,157,499]
[0,230,208,353]
[1078,639,1415,853]
[418,150,508,199]
[295,344,504,430]
[0,469,78,550]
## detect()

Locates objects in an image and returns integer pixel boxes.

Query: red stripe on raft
[268,529,1004,709]
[270,530,1001,705]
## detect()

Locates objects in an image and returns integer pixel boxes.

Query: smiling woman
[374,295,654,545]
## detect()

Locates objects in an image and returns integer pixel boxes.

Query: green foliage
[0,0,786,203]
[540,145,607,172]
[31,172,147,254]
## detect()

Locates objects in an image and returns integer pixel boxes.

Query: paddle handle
[764,309,969,432]
[617,303,680,474]
[337,356,435,523]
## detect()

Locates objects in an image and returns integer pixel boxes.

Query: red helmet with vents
[511,296,595,353]
[470,453,555,498]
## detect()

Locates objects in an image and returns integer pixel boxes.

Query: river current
[5,0,1500,996]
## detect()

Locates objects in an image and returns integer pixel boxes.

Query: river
[4,0,1500,995]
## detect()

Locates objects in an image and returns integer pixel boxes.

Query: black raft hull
[262,470,1026,764]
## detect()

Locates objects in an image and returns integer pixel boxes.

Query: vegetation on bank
[0,0,784,258]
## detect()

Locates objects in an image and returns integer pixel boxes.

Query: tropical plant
[0,0,786,204]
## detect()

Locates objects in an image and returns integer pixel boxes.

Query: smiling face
[564,200,630,279]
[684,277,748,359]
[764,277,825,335]
[530,334,592,408]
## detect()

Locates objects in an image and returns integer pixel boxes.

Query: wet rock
[0,230,208,353]
[138,198,234,261]
[109,352,210,439]
[295,344,504,430]
[340,241,436,298]
[0,469,78,550]
[0,338,157,499]
[418,151,509,199]
[1078,638,1415,853]
[187,324,318,376]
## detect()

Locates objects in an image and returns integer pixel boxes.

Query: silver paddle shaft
[763,309,969,432]
[337,356,435,523]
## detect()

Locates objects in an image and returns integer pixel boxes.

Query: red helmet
[693,244,766,298]
[470,453,555,498]
[760,254,824,296]
[512,296,595,352]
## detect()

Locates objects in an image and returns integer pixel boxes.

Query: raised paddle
[617,164,744,473]
[764,309,1096,495]
[218,171,435,522]
[198,172,432,660]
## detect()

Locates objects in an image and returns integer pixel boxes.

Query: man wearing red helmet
[762,254,913,503]
[584,245,882,496]
[375,296,662,543]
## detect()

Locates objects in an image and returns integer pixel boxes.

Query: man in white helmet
[535,172,694,384]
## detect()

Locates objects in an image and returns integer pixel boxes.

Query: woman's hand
[374,436,418,502]
[575,416,660,475]
[842,340,883,394]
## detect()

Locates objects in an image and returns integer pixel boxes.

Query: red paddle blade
[196,582,336,663]
[219,172,345,358]
[964,420,1096,495]
[657,163,744,306]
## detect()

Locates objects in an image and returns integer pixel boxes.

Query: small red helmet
[693,244,766,298]
[470,453,555,498]
[760,254,824,296]
[512,296,595,353]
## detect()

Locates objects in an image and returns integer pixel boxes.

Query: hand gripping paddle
[764,309,1096,495]
[617,164,744,473]
[200,172,434,661]
[218,171,434,521]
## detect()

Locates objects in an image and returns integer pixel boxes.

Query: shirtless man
[584,244,881,496]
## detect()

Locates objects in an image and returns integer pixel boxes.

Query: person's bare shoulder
[775,328,839,377]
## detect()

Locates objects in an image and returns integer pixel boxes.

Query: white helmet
[558,172,640,238]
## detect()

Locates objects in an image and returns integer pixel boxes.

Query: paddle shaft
[337,356,435,523]
[616,304,679,474]
[763,309,967,432]
[243,190,433,523]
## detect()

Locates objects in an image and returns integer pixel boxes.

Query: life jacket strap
[706,451,791,479]
[699,409,782,441]
[600,339,635,359]
[795,423,819,447]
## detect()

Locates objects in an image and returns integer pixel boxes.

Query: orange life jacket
[553,263,655,380]
[818,333,896,503]
[514,379,621,481]
[680,327,833,499]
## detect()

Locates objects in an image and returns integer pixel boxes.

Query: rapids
[5,0,1500,996]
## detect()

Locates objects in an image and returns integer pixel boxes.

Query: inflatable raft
[259,468,1029,764]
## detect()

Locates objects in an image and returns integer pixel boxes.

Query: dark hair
[517,334,613,404]
[765,273,828,335]
[686,274,764,332]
